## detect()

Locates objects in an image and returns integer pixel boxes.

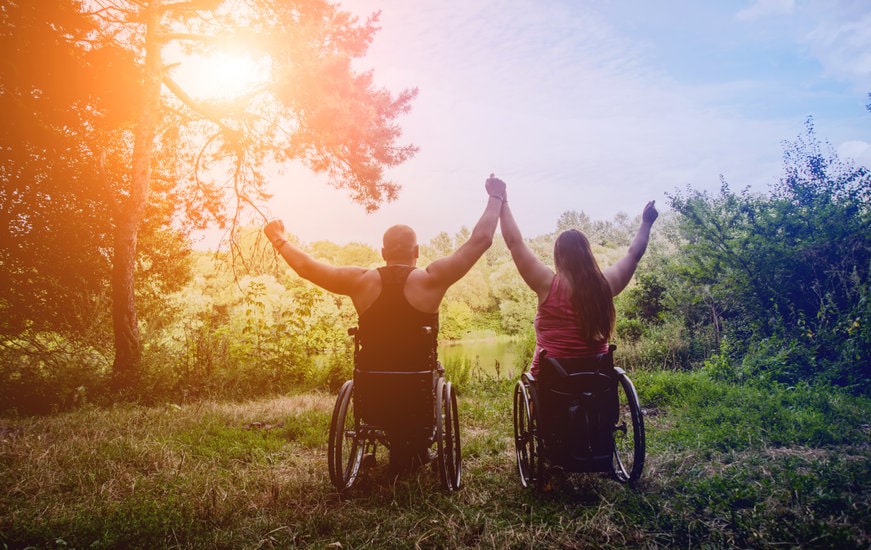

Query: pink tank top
[531,275,609,376]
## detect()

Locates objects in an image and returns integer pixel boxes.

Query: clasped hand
[486,173,506,199]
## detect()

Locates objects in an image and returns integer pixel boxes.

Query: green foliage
[309,240,381,268]
[615,317,645,342]
[442,354,474,387]
[0,333,110,415]
[557,209,637,247]
[13,115,870,410]
[614,317,702,371]
[668,119,871,392]
[0,0,191,345]
[490,261,538,335]
[308,346,354,394]
[440,301,474,340]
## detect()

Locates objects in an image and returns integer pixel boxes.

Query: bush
[668,120,870,393]
[0,333,111,415]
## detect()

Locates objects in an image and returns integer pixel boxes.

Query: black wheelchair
[513,345,645,490]
[328,326,462,493]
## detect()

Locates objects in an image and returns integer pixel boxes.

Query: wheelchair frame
[327,327,461,493]
[513,345,645,490]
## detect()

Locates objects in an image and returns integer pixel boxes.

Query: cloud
[837,140,871,168]
[251,0,868,249]
[736,0,796,21]
[804,12,871,90]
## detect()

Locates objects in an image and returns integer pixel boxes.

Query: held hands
[485,173,507,201]
[263,219,286,244]
[642,201,659,225]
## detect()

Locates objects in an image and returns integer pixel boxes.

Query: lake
[314,334,531,382]
[438,336,528,381]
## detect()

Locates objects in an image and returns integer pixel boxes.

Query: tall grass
[1,372,869,549]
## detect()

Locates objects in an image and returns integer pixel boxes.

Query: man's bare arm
[423,177,504,289]
[264,220,369,296]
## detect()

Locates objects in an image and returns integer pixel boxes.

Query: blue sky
[228,0,871,250]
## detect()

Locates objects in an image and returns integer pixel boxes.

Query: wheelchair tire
[513,375,543,489]
[436,378,462,491]
[328,379,363,492]
[612,369,645,484]
[444,381,462,490]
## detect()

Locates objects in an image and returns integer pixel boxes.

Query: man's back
[357,266,439,371]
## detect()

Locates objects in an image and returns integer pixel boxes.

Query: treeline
[1,121,869,414]
[0,202,668,413]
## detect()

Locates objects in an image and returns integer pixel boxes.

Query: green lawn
[1,373,869,549]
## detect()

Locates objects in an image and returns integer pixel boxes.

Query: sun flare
[176,50,270,101]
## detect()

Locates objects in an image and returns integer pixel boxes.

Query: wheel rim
[613,373,645,484]
[446,382,461,490]
[513,380,538,488]
[435,378,451,489]
[328,380,362,491]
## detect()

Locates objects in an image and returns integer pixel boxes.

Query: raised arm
[602,200,658,296]
[421,176,504,289]
[497,180,554,302]
[264,220,369,296]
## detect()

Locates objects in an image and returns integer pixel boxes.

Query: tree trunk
[110,0,162,391]
[111,226,142,390]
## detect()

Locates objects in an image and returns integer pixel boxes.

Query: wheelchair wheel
[436,378,462,491]
[328,380,363,492]
[445,381,462,490]
[513,375,542,489]
[612,369,645,484]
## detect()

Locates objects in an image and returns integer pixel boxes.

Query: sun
[173,50,270,102]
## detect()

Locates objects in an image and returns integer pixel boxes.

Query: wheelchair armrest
[350,325,431,335]
[355,368,433,377]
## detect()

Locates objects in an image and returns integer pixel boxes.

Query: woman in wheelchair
[489,174,658,488]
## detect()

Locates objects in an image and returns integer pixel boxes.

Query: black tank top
[357,265,439,371]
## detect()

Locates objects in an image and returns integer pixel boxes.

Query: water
[438,336,528,380]
[313,335,530,381]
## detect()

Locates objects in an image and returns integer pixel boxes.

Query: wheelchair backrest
[537,346,619,462]
[352,325,438,373]
[353,368,436,434]
[349,325,439,433]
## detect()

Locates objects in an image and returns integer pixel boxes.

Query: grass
[1,373,869,549]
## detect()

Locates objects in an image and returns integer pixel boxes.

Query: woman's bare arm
[602,200,658,296]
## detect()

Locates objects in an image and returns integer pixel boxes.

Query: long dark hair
[553,229,615,343]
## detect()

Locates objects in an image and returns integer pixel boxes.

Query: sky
[200,0,871,250]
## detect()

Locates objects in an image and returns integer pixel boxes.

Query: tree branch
[161,73,236,135]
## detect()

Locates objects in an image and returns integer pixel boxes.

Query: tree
[0,1,182,342]
[4,0,418,391]
[555,209,635,248]
[556,210,592,234]
[309,240,380,268]
[669,119,870,389]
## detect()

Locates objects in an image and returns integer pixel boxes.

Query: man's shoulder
[408,265,437,284]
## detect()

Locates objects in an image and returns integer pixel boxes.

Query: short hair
[382,224,417,261]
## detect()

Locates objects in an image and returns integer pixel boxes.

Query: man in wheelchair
[264,176,506,488]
